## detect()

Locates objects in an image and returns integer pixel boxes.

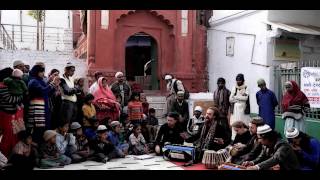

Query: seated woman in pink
[92,77,121,125]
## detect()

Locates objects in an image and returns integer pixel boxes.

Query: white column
[101,10,109,29]
[181,10,188,36]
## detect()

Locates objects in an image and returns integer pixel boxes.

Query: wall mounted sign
[226,37,235,57]
[301,67,320,108]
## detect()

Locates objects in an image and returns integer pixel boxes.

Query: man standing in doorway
[229,73,251,140]
[111,72,132,108]
[256,79,278,129]
[164,74,185,116]
[60,62,81,124]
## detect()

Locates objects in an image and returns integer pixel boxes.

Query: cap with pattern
[285,128,299,139]
[257,124,272,135]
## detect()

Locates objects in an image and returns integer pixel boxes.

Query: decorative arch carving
[116,10,174,29]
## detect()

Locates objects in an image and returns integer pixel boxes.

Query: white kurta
[229,85,251,140]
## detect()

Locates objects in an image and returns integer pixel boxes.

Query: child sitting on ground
[146,108,159,143]
[4,69,28,98]
[69,122,90,163]
[82,94,97,129]
[55,122,76,161]
[89,125,118,163]
[39,130,71,168]
[84,118,99,141]
[9,131,36,170]
[108,121,129,157]
[129,125,149,155]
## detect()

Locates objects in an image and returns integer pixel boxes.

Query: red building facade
[73,10,210,93]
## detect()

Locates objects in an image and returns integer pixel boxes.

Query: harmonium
[218,162,246,170]
[163,144,196,163]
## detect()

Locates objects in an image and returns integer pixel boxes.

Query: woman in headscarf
[27,65,60,145]
[0,67,25,157]
[92,77,121,125]
[281,80,310,134]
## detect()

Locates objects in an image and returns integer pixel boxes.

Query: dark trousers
[60,100,78,124]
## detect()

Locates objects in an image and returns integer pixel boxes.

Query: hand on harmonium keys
[246,165,259,170]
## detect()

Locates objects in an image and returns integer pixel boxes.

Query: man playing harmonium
[243,124,300,170]
[154,112,184,155]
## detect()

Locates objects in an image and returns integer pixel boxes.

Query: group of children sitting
[0,91,159,170]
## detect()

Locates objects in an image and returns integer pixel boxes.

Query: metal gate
[274,60,320,119]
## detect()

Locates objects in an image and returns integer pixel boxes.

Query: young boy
[70,122,90,163]
[89,125,118,163]
[84,118,99,141]
[108,121,129,157]
[146,108,159,142]
[39,130,71,168]
[82,93,97,128]
[3,69,28,97]
[56,122,76,160]
[9,131,36,170]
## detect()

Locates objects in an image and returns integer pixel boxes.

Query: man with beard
[196,107,230,161]
[230,117,264,164]
[110,72,132,108]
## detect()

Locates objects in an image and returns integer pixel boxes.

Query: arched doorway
[125,32,160,90]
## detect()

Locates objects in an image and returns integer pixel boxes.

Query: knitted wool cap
[43,130,57,142]
[12,69,24,78]
[13,60,24,67]
[257,124,272,135]
[285,128,299,139]
[236,73,245,81]
[257,78,266,86]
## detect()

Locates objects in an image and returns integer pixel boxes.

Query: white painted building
[0,10,72,52]
[207,10,320,114]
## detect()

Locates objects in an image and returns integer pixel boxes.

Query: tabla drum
[202,149,231,169]
[202,150,218,169]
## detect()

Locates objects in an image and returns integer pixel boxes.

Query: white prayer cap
[115,72,124,78]
[164,75,173,80]
[285,128,299,139]
[97,125,108,132]
[257,124,272,135]
[65,62,75,68]
[194,106,203,112]
[177,91,184,96]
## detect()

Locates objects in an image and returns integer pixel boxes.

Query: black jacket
[89,137,115,155]
[155,123,184,147]
[253,139,300,170]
